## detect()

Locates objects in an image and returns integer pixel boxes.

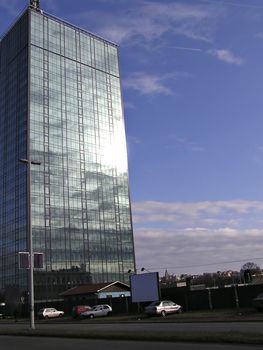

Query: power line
[149,256,263,271]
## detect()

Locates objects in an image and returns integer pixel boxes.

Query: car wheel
[44,315,49,319]
[59,313,63,317]
[89,314,94,319]
[178,308,182,313]
[161,310,166,317]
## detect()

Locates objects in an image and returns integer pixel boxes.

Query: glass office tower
[0,4,135,303]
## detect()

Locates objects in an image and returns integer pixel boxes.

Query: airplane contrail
[168,46,202,52]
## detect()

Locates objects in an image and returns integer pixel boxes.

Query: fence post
[233,284,240,309]
[208,288,213,310]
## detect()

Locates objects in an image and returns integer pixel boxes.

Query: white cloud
[208,49,244,65]
[70,1,225,45]
[134,226,263,275]
[132,199,263,226]
[132,200,263,275]
[124,72,176,95]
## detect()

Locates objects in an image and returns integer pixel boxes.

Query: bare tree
[240,262,261,283]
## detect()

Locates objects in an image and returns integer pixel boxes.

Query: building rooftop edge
[0,6,119,48]
[0,6,28,42]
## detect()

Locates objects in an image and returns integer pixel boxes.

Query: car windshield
[148,301,160,306]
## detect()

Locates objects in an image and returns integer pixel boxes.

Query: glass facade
[0,7,135,303]
[0,12,29,306]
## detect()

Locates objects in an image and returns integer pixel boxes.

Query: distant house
[60,281,130,305]
[251,274,263,285]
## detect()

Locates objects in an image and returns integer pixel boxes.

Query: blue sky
[2,0,263,276]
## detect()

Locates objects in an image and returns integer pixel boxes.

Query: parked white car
[80,304,112,319]
[144,300,182,317]
[37,307,64,319]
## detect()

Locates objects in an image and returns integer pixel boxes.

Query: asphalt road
[1,321,263,344]
[0,336,263,350]
[15,321,263,334]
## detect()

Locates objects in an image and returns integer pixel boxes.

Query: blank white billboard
[130,272,160,303]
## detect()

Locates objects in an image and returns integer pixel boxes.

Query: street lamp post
[19,158,41,330]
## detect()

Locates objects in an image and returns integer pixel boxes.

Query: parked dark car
[72,305,91,319]
[252,293,263,311]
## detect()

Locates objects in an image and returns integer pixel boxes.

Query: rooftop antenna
[30,0,40,10]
